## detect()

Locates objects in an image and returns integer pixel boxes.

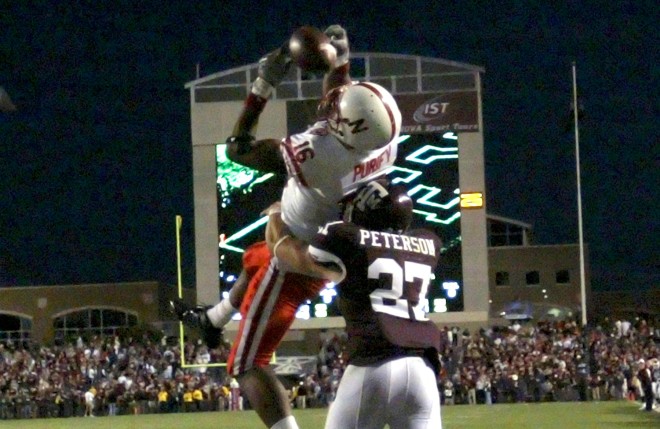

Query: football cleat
[170,299,224,349]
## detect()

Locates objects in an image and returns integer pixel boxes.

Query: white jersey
[279,120,398,242]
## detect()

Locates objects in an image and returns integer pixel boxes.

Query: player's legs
[227,250,325,429]
[229,260,293,373]
[227,255,295,428]
[324,364,388,429]
[228,259,325,373]
[237,366,298,429]
[325,357,441,429]
[387,357,441,429]
[206,241,270,328]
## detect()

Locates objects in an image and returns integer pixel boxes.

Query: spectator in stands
[157,382,171,413]
[652,359,660,407]
[589,373,601,401]
[106,382,118,416]
[83,386,96,417]
[182,388,193,412]
[217,383,230,411]
[476,369,492,405]
[193,386,204,411]
[442,380,454,405]
[0,315,657,420]
[638,359,655,411]
[295,381,307,409]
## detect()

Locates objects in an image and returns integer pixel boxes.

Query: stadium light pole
[0,86,17,112]
[572,62,587,327]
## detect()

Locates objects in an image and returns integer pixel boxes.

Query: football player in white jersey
[172,25,403,429]
[265,179,443,429]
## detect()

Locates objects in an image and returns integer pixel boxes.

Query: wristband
[334,53,349,68]
[225,134,256,155]
[273,235,291,259]
[251,77,274,99]
[219,297,237,314]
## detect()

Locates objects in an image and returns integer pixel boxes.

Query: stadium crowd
[0,318,657,419]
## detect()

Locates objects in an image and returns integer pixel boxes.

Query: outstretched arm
[322,25,352,96]
[225,45,291,174]
[225,136,284,173]
[263,203,344,283]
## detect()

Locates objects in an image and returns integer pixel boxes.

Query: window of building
[507,227,524,245]
[488,222,524,247]
[556,269,570,284]
[489,223,507,246]
[0,313,32,345]
[53,308,138,339]
[526,271,540,286]
[495,271,510,286]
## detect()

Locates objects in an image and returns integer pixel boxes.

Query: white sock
[271,415,299,429]
[206,299,237,328]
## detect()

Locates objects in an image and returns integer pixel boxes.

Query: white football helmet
[319,82,402,152]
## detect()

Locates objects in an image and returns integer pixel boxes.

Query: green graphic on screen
[216,130,464,317]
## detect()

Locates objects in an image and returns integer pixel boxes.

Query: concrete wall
[488,244,591,318]
[189,99,287,304]
[0,282,170,344]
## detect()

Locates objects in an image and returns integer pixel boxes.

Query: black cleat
[170,299,224,349]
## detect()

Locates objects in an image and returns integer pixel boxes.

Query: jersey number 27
[368,257,431,321]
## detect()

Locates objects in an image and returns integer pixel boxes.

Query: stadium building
[183,51,599,347]
[186,52,488,332]
[5,52,640,348]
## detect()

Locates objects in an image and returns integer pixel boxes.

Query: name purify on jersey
[351,144,394,182]
[358,230,436,256]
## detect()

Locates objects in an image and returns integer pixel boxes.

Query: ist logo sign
[413,97,450,123]
[396,92,479,134]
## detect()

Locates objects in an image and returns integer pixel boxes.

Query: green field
[0,401,657,429]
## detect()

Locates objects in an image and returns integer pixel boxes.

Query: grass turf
[0,401,657,429]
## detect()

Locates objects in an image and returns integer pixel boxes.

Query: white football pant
[324,356,441,429]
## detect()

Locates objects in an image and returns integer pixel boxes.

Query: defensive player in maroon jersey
[266,179,443,429]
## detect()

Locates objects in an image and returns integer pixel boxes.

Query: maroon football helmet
[342,178,413,233]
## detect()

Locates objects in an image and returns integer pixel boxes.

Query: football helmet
[343,179,413,233]
[319,82,402,152]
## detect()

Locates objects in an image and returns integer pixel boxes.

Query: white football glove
[257,45,292,87]
[252,44,292,98]
[324,25,349,67]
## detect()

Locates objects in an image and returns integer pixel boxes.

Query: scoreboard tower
[186,52,488,327]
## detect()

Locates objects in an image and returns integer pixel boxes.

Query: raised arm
[225,45,291,174]
[322,25,352,97]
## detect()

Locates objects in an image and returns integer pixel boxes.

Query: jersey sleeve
[307,221,361,282]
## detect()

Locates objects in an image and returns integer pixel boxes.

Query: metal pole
[0,86,17,112]
[572,62,587,326]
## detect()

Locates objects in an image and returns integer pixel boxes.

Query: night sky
[1,2,657,293]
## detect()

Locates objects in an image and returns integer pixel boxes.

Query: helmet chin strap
[342,202,354,223]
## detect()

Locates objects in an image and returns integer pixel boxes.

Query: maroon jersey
[309,221,443,365]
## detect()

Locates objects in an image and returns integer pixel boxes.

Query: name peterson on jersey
[358,230,436,256]
[308,221,441,287]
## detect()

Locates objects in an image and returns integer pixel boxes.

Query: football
[288,26,337,73]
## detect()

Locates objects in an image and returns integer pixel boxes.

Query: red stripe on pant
[229,258,279,375]
[227,248,326,375]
